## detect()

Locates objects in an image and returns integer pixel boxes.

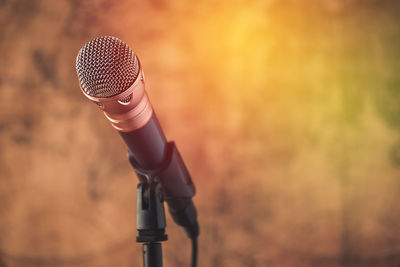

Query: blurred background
[1,0,400,266]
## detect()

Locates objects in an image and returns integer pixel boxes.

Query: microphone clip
[128,141,195,198]
[135,181,168,243]
[127,141,199,267]
[128,142,199,239]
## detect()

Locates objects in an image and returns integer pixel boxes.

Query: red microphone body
[75,36,199,239]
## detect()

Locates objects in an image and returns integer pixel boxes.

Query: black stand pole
[143,243,163,267]
[136,182,168,267]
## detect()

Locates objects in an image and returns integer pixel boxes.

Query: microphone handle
[119,113,168,170]
[121,113,199,239]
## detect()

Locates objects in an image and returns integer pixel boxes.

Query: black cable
[190,237,198,267]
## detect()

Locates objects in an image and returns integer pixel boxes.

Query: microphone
[75,36,199,239]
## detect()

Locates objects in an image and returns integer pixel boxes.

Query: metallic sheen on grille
[76,36,139,98]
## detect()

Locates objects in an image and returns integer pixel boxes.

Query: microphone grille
[76,36,140,98]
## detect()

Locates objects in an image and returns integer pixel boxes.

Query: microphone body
[75,36,199,239]
[120,114,167,170]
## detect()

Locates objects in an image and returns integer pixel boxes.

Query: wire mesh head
[76,36,140,98]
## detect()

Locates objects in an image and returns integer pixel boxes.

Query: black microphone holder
[128,142,199,267]
[136,181,167,267]
[128,155,168,267]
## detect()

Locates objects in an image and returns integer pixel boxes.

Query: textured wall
[0,0,400,266]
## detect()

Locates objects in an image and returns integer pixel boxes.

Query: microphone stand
[128,142,199,267]
[136,181,167,267]
[128,151,169,267]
